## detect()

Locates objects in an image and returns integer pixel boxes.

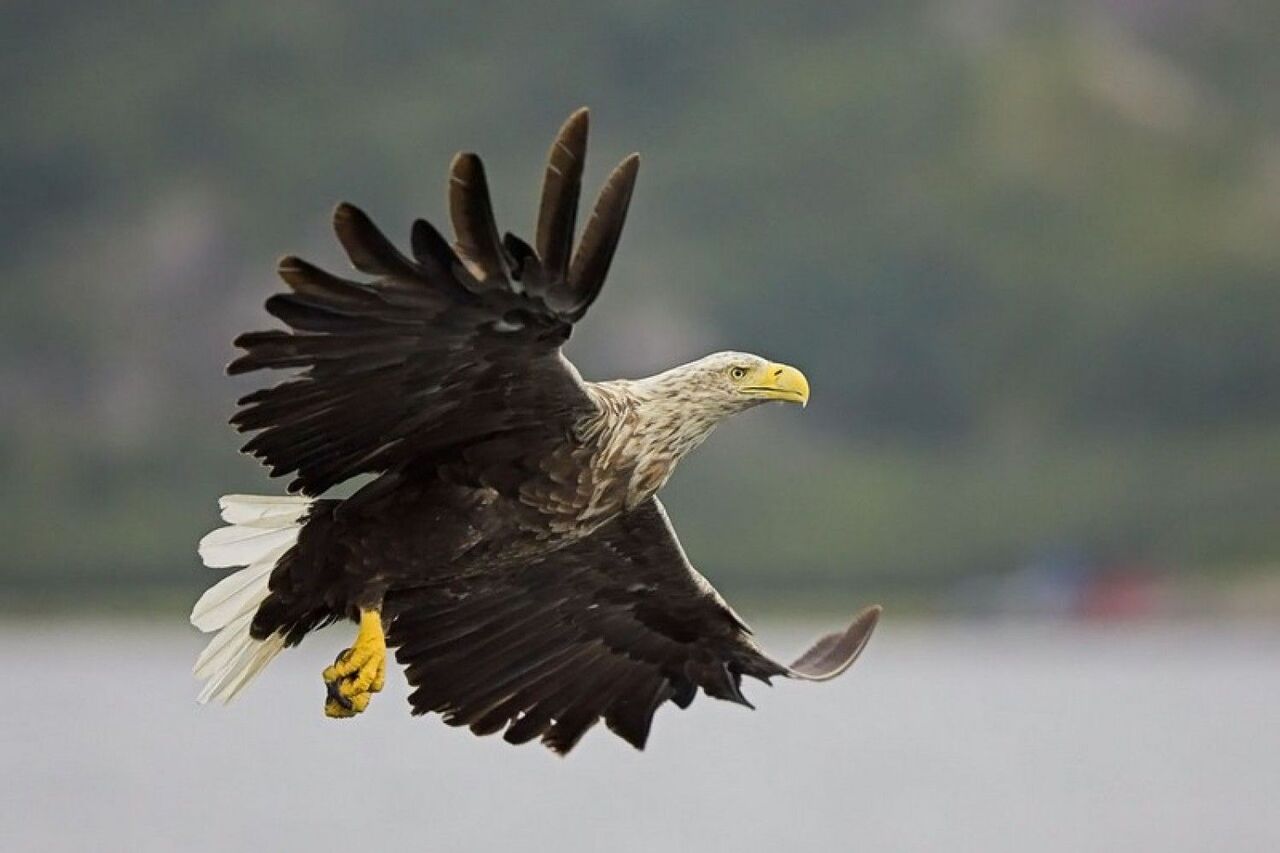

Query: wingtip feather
[786,605,882,681]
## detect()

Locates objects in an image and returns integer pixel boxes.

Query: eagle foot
[322,609,386,719]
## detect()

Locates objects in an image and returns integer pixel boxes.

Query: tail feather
[204,632,289,704]
[189,554,282,632]
[218,493,311,526]
[194,611,256,680]
[198,524,301,569]
[192,494,309,703]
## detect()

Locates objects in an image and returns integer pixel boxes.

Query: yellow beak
[743,362,810,407]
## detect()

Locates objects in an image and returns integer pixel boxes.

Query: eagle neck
[581,374,725,508]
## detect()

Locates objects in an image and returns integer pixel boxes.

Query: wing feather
[448,153,509,285]
[332,202,420,279]
[536,107,589,281]
[387,497,880,754]
[562,153,639,319]
[231,112,637,496]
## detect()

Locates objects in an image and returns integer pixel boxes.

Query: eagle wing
[230,109,638,496]
[386,497,881,754]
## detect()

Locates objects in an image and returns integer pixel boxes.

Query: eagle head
[672,351,810,413]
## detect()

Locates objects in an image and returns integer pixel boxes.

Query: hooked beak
[742,362,810,407]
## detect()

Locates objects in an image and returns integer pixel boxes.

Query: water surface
[5,619,1277,852]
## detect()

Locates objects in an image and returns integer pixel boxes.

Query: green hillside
[3,2,1278,604]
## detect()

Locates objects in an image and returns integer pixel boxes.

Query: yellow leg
[323,608,386,719]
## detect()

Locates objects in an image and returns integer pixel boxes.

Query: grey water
[4,619,1278,852]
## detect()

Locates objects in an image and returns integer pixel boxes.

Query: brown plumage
[193,109,880,754]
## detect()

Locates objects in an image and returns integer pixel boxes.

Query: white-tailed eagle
[191,109,880,754]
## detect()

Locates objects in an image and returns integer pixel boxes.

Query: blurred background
[3,2,1278,851]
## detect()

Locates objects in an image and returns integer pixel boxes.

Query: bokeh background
[3,2,1278,851]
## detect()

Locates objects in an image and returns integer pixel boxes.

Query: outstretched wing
[230,109,640,496]
[386,497,881,755]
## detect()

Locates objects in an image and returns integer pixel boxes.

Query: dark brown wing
[386,497,881,755]
[229,109,640,496]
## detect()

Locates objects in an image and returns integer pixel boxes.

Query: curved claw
[325,691,371,718]
[326,678,354,710]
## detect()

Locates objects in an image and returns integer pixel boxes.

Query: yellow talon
[322,608,385,718]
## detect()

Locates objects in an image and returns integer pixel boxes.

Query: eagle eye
[729,366,748,381]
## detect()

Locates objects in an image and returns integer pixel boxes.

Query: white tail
[191,494,310,703]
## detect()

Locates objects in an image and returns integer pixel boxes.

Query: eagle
[191,109,881,755]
